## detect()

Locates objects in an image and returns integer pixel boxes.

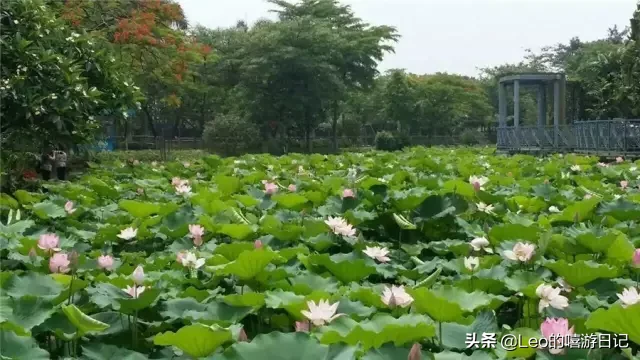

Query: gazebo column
[513,80,520,128]
[553,79,560,148]
[498,82,507,148]
[537,84,546,127]
[498,83,507,127]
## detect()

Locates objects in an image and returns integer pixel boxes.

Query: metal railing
[497,120,640,154]
[106,134,482,157]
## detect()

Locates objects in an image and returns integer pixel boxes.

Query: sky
[178,0,638,77]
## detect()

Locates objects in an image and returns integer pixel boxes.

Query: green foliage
[374,131,397,151]
[203,114,261,156]
[1,147,638,358]
[0,0,141,150]
[460,129,488,146]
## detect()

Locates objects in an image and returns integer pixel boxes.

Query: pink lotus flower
[408,343,422,360]
[175,183,192,195]
[49,253,70,273]
[177,251,187,265]
[97,254,114,270]
[633,249,640,267]
[171,177,183,186]
[504,242,535,262]
[342,188,355,198]
[38,233,61,252]
[264,182,278,195]
[469,175,489,191]
[189,224,205,246]
[123,285,145,298]
[254,239,263,249]
[288,184,297,192]
[238,328,249,342]
[295,321,309,332]
[64,201,76,214]
[540,318,574,354]
[621,180,629,189]
[616,157,624,163]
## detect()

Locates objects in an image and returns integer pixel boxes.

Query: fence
[497,119,640,155]
[107,134,481,158]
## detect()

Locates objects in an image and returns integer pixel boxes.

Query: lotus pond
[1,147,640,359]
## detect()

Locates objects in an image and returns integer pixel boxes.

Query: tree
[59,0,211,139]
[0,0,141,151]
[382,69,416,133]
[269,0,398,151]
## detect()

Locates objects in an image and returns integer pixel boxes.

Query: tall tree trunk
[331,100,339,153]
[142,105,157,137]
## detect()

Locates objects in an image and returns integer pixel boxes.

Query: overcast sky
[178,0,637,77]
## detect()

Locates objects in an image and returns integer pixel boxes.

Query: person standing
[54,147,68,181]
[40,149,54,181]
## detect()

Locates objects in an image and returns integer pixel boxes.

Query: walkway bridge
[496,72,640,156]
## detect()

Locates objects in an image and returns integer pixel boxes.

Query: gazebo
[496,72,640,156]
[497,72,572,150]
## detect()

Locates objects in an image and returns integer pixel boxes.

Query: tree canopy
[2,0,640,157]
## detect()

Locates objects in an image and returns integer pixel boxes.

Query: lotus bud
[238,328,249,342]
[254,240,263,249]
[633,249,640,268]
[132,265,145,285]
[408,343,421,360]
[295,321,309,332]
[28,247,37,259]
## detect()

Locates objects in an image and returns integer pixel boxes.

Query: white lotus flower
[617,287,640,308]
[464,256,480,272]
[570,165,581,172]
[548,206,561,213]
[324,216,356,237]
[561,172,571,179]
[363,246,390,263]
[301,300,343,326]
[123,285,145,298]
[476,202,495,215]
[536,283,569,313]
[117,227,137,240]
[175,183,192,195]
[504,242,535,262]
[381,285,414,308]
[182,251,205,269]
[630,166,637,172]
[470,237,493,253]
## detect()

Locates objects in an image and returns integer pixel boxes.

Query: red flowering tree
[59,0,214,137]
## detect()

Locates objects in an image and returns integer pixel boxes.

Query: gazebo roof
[499,72,565,85]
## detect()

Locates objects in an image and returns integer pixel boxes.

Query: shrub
[374,131,396,151]
[95,149,208,163]
[203,114,261,156]
[460,129,489,145]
